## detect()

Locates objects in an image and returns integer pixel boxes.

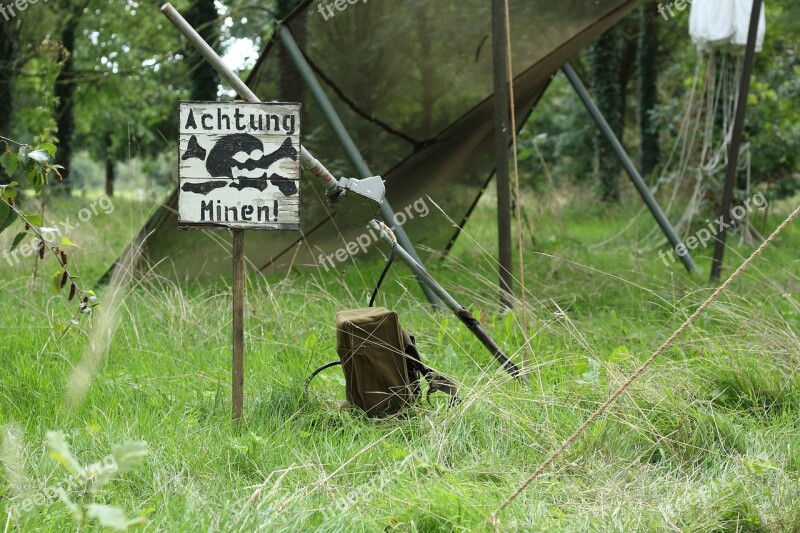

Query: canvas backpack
[306,307,459,418]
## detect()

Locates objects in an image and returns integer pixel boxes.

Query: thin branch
[1,196,88,300]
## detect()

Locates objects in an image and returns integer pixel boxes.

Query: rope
[491,202,800,526]
[502,0,528,352]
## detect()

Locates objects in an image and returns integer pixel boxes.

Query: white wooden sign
[178,101,301,230]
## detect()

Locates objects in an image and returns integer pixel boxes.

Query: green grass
[2,189,800,531]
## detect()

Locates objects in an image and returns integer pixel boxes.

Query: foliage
[589,27,624,203]
[184,0,222,101]
[36,431,147,529]
[638,1,661,178]
[0,138,98,330]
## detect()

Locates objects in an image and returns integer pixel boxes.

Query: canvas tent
[125,0,640,282]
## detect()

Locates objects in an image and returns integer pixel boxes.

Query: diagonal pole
[563,63,698,274]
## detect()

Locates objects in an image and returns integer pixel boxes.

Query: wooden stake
[492,0,514,309]
[232,229,245,421]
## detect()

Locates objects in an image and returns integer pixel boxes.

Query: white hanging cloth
[689,0,766,52]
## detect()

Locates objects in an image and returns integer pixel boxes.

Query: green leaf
[51,269,66,294]
[29,167,42,194]
[0,152,17,176]
[743,456,779,475]
[384,446,409,460]
[8,231,27,252]
[576,358,601,385]
[27,149,50,164]
[26,214,42,228]
[36,143,57,156]
[0,181,18,199]
[609,345,630,364]
[61,236,78,247]
[0,201,16,235]
[46,431,82,476]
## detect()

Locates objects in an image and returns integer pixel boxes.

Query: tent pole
[491,0,515,308]
[710,0,763,282]
[562,63,699,274]
[278,26,443,308]
[371,221,527,383]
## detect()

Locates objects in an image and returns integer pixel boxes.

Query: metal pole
[710,0,763,282]
[278,27,442,307]
[371,221,527,383]
[491,0,515,308]
[562,63,699,274]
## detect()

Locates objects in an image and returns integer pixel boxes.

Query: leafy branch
[43,431,149,530]
[0,137,99,327]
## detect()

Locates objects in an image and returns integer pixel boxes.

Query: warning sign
[177,101,301,230]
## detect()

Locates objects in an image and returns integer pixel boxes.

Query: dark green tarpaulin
[124,0,639,281]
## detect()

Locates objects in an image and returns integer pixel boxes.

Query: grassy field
[2,189,800,531]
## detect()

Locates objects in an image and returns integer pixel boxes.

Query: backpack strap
[402,331,460,408]
[303,360,341,395]
[304,334,460,409]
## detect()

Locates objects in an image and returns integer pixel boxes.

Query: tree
[589,27,624,202]
[0,20,19,183]
[0,20,17,140]
[53,1,91,193]
[184,0,220,100]
[638,1,660,178]
[71,0,190,195]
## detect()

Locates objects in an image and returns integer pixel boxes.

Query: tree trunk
[618,18,639,127]
[55,24,77,193]
[277,0,305,106]
[638,2,661,177]
[0,21,17,183]
[185,0,219,101]
[105,134,114,197]
[589,28,624,203]
[105,157,114,197]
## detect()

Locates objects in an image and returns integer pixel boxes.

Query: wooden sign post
[178,101,301,421]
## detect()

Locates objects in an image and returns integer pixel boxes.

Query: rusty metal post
[710,0,763,282]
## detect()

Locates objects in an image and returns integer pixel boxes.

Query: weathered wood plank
[232,229,245,422]
[178,101,301,231]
